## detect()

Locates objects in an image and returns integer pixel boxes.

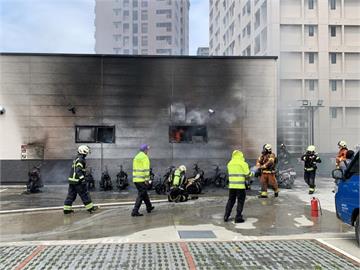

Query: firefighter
[131,144,154,217]
[63,145,98,214]
[256,144,279,198]
[168,165,188,202]
[278,143,291,170]
[224,150,252,223]
[301,145,321,194]
[336,141,348,168]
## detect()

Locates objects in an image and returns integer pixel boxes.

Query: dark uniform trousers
[304,170,316,188]
[132,182,152,214]
[225,189,246,219]
[64,182,92,207]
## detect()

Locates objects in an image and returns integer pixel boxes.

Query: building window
[124,49,130,54]
[113,21,121,28]
[141,49,148,54]
[330,53,337,64]
[124,0,129,8]
[113,34,121,41]
[133,23,138,34]
[133,0,138,8]
[141,10,148,20]
[156,49,172,54]
[330,26,336,37]
[141,35,148,46]
[75,126,115,144]
[133,36,138,46]
[156,35,172,45]
[246,23,251,35]
[169,126,208,143]
[330,0,336,10]
[309,52,315,64]
[141,23,148,33]
[123,10,129,18]
[330,80,337,91]
[309,25,314,36]
[309,80,315,91]
[156,9,172,18]
[330,108,337,118]
[123,23,130,32]
[141,0,148,7]
[156,22,172,32]
[123,36,129,46]
[133,10,138,20]
[308,0,314,9]
[133,49,138,54]
[246,0,251,14]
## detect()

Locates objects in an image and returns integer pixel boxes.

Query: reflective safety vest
[133,151,150,183]
[172,169,182,186]
[227,150,251,189]
[68,156,86,184]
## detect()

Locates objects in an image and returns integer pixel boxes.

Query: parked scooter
[184,164,204,194]
[154,166,175,195]
[26,164,43,193]
[206,165,228,188]
[85,167,95,191]
[276,168,296,189]
[145,168,155,190]
[100,166,113,191]
[116,165,128,191]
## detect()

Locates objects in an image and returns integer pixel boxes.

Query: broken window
[169,126,207,143]
[76,126,115,143]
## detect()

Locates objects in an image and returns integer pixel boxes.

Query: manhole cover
[178,230,217,239]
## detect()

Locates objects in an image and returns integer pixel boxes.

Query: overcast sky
[0,0,208,55]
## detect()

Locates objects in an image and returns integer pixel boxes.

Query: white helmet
[179,165,186,172]
[78,145,90,155]
[338,140,347,148]
[263,144,272,151]
[307,145,316,152]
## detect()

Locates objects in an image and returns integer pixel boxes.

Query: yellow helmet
[307,145,316,152]
[338,140,347,148]
[179,165,186,172]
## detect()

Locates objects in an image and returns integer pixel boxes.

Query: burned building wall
[0,54,277,184]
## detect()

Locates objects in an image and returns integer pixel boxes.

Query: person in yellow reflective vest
[168,165,188,202]
[131,144,154,217]
[224,150,253,223]
[63,145,98,214]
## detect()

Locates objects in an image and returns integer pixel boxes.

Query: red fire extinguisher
[311,197,322,217]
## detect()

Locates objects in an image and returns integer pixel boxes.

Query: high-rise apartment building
[95,0,190,55]
[197,47,210,55]
[209,0,360,153]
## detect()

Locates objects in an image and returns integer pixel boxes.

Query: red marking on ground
[14,245,45,270]
[180,242,196,270]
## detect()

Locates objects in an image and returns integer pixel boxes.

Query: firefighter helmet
[179,165,186,172]
[263,144,272,151]
[78,145,90,155]
[337,141,347,148]
[307,145,316,152]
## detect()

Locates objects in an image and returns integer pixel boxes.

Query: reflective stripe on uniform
[260,191,268,196]
[63,205,72,210]
[229,180,245,185]
[305,168,314,171]
[85,202,94,210]
[228,174,247,177]
[133,169,150,172]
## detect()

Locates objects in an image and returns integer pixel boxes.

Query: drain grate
[178,230,217,239]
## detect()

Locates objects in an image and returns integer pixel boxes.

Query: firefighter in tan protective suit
[256,144,279,198]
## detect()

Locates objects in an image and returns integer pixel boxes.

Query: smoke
[186,109,208,124]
